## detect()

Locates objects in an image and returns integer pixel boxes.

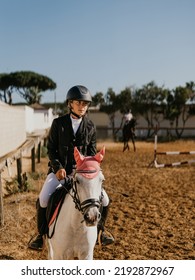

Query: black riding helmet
[66,85,92,118]
[66,85,92,103]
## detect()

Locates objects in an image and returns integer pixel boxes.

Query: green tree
[165,83,195,138]
[186,81,195,116]
[93,87,133,140]
[186,81,195,100]
[91,92,105,107]
[133,81,167,137]
[0,73,13,104]
[100,88,118,139]
[113,87,133,136]
[93,88,120,140]
[0,71,56,104]
[117,87,132,114]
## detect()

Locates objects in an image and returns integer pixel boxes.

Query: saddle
[46,178,72,238]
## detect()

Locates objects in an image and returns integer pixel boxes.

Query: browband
[75,169,98,174]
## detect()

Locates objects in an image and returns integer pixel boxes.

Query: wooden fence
[0,130,48,227]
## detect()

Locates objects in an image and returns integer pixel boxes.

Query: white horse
[47,146,105,260]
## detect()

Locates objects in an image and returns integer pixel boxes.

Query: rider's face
[71,100,90,118]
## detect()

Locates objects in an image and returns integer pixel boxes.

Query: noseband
[72,169,103,218]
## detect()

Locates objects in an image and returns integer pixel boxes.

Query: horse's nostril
[83,208,101,225]
[84,213,89,220]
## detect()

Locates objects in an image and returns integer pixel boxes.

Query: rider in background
[123,109,136,138]
[28,85,114,251]
[124,110,133,124]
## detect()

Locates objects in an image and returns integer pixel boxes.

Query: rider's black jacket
[47,113,96,175]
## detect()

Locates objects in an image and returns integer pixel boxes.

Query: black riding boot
[97,205,114,246]
[28,199,47,251]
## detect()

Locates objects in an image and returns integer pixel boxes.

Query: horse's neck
[60,192,83,226]
[129,120,135,128]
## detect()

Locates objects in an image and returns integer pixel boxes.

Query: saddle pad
[46,185,68,227]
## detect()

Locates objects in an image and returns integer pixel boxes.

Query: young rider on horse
[28,85,114,251]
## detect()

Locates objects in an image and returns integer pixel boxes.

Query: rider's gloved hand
[56,168,66,180]
[64,176,73,191]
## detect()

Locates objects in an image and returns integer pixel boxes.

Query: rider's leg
[28,173,63,251]
[97,189,114,246]
[28,199,47,250]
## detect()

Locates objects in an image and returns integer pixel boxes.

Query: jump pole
[148,129,195,168]
[148,127,158,167]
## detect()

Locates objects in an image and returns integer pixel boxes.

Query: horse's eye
[76,179,80,184]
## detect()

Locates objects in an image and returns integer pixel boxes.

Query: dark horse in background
[122,118,136,152]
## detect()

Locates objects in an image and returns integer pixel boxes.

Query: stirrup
[28,234,44,251]
[97,229,114,246]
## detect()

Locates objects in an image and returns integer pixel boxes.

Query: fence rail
[0,130,48,227]
[96,126,195,140]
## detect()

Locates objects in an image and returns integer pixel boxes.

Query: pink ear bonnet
[74,147,105,178]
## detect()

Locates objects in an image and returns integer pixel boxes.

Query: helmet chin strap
[70,110,82,119]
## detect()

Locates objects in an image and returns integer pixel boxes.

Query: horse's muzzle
[84,207,101,226]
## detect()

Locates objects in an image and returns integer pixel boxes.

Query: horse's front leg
[78,249,94,260]
[47,239,64,260]
[123,141,128,152]
[132,137,136,152]
[77,227,97,260]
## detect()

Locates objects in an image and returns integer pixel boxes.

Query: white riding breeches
[39,173,109,208]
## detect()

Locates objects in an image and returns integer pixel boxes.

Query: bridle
[70,169,103,220]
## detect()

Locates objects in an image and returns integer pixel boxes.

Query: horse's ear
[74,147,85,165]
[94,146,105,163]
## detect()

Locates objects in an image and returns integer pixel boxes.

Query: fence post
[37,142,41,163]
[0,172,4,227]
[31,147,35,172]
[17,157,23,189]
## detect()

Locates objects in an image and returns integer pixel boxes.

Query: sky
[0,0,195,103]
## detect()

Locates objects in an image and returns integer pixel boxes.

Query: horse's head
[73,147,105,226]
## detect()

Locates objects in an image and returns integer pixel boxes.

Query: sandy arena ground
[0,140,195,260]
